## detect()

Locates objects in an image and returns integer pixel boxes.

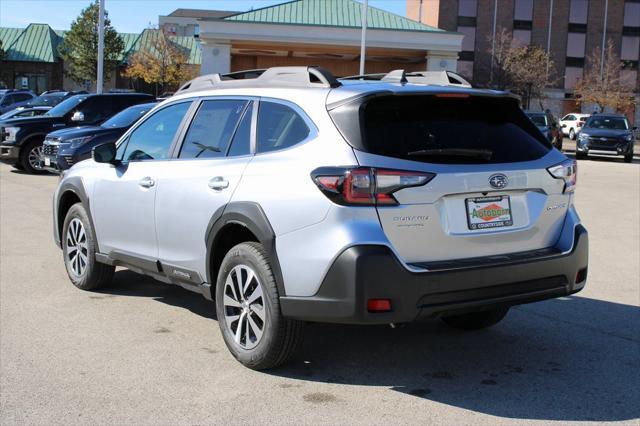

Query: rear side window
[332,95,551,164]
[256,101,310,153]
[179,100,247,159]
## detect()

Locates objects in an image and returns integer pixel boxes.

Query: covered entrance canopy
[197,0,463,77]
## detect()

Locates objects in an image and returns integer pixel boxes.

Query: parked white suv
[560,113,591,140]
[53,67,588,369]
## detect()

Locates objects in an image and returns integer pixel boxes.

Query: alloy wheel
[66,218,88,277]
[28,145,43,170]
[223,264,266,350]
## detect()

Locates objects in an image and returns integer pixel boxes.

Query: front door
[92,101,193,260]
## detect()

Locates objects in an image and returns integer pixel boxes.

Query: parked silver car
[53,67,588,369]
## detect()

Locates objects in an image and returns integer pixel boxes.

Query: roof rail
[341,69,473,88]
[176,66,342,94]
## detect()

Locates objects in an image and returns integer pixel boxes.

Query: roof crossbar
[340,69,472,88]
[176,66,341,94]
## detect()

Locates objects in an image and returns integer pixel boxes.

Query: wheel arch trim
[205,201,286,297]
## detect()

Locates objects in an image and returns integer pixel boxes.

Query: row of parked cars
[0,92,155,173]
[525,110,637,163]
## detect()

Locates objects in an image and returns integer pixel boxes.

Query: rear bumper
[280,225,588,324]
[0,144,20,165]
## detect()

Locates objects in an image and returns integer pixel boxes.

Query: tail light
[547,159,577,193]
[312,167,435,206]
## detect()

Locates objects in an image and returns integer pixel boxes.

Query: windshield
[45,95,88,117]
[28,93,66,107]
[101,105,154,128]
[585,116,629,130]
[527,114,547,126]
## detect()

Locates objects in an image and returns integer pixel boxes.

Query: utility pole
[546,0,554,79]
[600,0,609,80]
[359,0,368,76]
[489,0,498,84]
[97,0,105,94]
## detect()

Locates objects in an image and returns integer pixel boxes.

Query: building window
[569,0,589,24]
[624,1,640,27]
[514,0,533,21]
[565,67,583,90]
[621,36,640,60]
[14,74,47,93]
[457,26,476,52]
[458,0,477,18]
[567,32,587,57]
[513,30,532,47]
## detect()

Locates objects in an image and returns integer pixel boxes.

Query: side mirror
[92,142,118,164]
[71,111,85,122]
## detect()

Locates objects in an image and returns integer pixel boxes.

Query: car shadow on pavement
[274,296,639,422]
[102,270,216,320]
[101,271,639,422]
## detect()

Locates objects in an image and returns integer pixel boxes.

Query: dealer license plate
[465,195,513,230]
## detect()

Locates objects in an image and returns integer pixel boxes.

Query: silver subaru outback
[53,67,588,370]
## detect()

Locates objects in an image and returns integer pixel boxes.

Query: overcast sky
[0,0,408,33]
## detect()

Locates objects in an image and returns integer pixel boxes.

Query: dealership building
[160,0,463,76]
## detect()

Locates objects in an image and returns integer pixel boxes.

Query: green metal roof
[0,24,63,62]
[224,0,442,32]
[120,29,201,65]
[0,25,201,65]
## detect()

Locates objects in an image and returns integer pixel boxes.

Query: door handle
[139,176,155,188]
[208,176,229,190]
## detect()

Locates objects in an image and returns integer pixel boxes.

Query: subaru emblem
[489,173,508,189]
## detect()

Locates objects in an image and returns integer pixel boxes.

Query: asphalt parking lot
[1,146,638,425]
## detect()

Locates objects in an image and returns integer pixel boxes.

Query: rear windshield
[330,94,551,164]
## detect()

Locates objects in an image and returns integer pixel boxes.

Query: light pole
[97,0,105,94]
[359,0,368,76]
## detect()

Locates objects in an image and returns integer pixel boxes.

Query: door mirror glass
[93,142,117,164]
[71,111,85,122]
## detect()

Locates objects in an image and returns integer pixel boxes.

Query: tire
[569,128,575,140]
[19,138,45,174]
[441,307,509,330]
[62,203,114,290]
[576,151,587,160]
[215,242,304,370]
[624,153,633,163]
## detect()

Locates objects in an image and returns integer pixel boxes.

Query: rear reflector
[367,299,392,312]
[576,267,588,283]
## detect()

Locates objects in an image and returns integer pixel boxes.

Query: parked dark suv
[0,93,154,173]
[525,110,563,150]
[576,114,637,162]
[42,102,156,172]
[0,89,36,114]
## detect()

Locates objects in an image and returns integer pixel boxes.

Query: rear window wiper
[407,148,493,160]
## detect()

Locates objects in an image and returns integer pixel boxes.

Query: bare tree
[487,28,555,108]
[574,39,635,113]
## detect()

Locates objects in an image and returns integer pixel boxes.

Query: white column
[200,42,231,75]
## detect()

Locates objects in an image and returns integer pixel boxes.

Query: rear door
[155,98,254,278]
[333,93,571,263]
